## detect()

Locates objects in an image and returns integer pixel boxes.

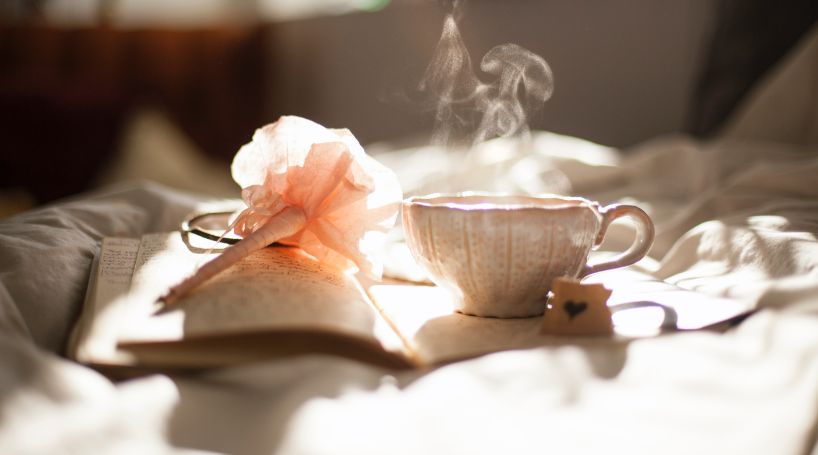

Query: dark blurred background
[1,0,816,213]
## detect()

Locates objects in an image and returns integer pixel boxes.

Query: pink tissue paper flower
[162,115,402,304]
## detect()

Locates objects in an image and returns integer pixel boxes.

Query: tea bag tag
[540,277,613,336]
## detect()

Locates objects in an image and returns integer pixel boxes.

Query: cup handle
[580,204,655,278]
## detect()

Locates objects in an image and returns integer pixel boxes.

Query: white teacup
[402,193,655,318]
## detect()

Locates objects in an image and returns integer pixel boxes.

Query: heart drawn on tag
[563,300,588,320]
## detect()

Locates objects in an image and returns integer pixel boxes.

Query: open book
[69,233,754,374]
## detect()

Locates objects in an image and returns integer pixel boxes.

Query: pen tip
[153,291,177,315]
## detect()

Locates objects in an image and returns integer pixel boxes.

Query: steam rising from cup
[418,5,554,147]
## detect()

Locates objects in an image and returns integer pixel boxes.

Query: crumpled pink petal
[230,116,402,278]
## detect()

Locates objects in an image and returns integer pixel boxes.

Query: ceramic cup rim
[402,192,599,212]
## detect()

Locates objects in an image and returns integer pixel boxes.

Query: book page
[116,233,406,361]
[367,267,753,366]
[367,283,549,366]
[69,237,141,364]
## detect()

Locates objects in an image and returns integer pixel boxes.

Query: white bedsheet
[2,24,818,455]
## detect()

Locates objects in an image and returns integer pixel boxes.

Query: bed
[1,23,817,455]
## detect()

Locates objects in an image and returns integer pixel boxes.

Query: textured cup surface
[403,194,604,318]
